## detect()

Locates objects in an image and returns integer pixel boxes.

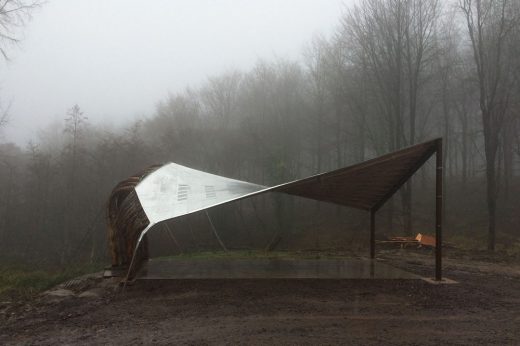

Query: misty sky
[0,0,350,144]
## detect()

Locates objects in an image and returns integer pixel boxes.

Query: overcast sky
[0,0,350,144]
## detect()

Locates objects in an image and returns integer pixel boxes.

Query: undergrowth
[0,263,102,300]
[157,249,361,260]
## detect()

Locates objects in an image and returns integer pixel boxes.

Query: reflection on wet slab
[136,258,419,280]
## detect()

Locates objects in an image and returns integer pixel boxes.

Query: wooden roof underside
[271,139,439,211]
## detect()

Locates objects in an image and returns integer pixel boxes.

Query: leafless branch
[0,99,11,130]
[0,0,43,60]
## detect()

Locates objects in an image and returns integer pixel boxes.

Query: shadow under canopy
[107,138,443,282]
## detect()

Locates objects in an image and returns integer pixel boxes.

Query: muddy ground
[1,250,519,345]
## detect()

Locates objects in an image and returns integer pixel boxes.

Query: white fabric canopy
[134,162,266,239]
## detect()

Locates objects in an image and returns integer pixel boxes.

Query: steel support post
[435,139,443,281]
[370,209,375,259]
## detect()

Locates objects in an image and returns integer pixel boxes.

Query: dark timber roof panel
[271,139,438,211]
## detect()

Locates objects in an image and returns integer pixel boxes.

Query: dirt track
[1,252,520,345]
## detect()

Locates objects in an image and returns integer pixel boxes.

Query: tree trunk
[486,157,497,251]
[484,126,499,251]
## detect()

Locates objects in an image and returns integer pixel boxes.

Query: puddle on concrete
[136,258,419,280]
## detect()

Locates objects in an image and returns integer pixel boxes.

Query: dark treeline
[1,0,520,266]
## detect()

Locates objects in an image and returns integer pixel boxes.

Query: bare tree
[0,0,41,59]
[0,102,9,131]
[303,35,330,173]
[201,70,242,126]
[64,104,87,177]
[460,0,520,250]
[341,0,441,234]
[0,0,41,133]
[62,104,88,262]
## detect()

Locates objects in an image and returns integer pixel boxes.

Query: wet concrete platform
[135,258,419,280]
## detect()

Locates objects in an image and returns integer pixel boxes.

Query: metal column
[370,209,375,259]
[435,139,443,281]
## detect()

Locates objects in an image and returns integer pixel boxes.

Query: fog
[2,1,520,343]
[0,0,519,272]
[0,0,345,143]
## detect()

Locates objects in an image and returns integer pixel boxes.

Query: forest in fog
[1,0,520,266]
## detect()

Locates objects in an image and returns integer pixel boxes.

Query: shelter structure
[107,138,443,281]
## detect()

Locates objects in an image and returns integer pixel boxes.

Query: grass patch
[157,249,359,261]
[444,232,520,263]
[0,263,102,300]
[447,232,489,251]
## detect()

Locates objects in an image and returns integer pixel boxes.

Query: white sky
[0,0,349,144]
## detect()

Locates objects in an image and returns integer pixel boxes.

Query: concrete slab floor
[134,258,421,280]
